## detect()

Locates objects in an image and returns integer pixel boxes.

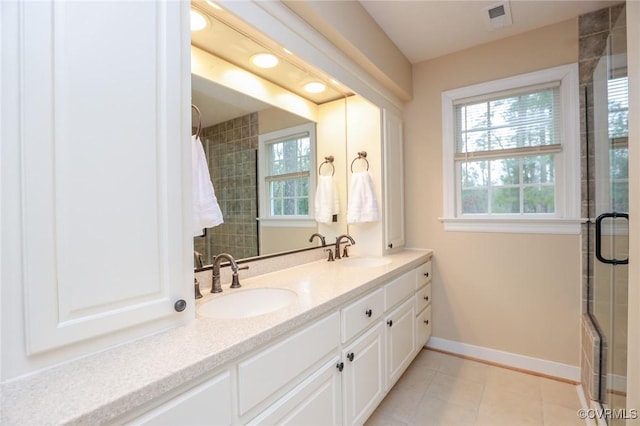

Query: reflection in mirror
[190,4,353,269]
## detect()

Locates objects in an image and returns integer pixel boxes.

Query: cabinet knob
[336,362,344,372]
[423,296,429,301]
[388,243,393,249]
[174,299,187,312]
[365,309,372,318]
[387,319,393,327]
[347,352,355,362]
[424,320,429,325]
[424,272,429,278]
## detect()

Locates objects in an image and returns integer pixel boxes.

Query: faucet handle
[325,248,335,262]
[230,273,242,289]
[342,244,351,258]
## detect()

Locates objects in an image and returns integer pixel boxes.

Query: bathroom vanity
[1,250,432,424]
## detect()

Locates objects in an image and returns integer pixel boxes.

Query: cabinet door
[385,297,416,389]
[12,1,191,353]
[383,108,405,251]
[248,358,342,426]
[342,323,385,426]
[416,305,432,353]
[131,371,232,426]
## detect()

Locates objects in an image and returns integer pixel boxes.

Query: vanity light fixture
[190,10,208,31]
[304,81,326,94]
[251,53,279,69]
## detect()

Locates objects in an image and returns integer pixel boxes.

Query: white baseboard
[426,337,581,382]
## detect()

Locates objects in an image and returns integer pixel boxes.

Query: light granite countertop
[1,249,432,425]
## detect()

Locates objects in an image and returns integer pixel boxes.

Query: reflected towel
[315,175,339,223]
[347,171,380,224]
[192,135,223,236]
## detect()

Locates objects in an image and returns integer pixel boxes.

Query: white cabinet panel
[385,297,416,388]
[131,371,232,426]
[342,322,385,426]
[416,305,432,352]
[341,287,384,343]
[17,1,191,354]
[238,312,340,415]
[383,109,405,251]
[384,269,415,311]
[248,358,342,426]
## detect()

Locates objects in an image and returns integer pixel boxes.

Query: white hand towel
[347,171,380,224]
[192,135,223,236]
[314,175,339,223]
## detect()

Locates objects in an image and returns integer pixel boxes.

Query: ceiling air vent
[484,1,512,30]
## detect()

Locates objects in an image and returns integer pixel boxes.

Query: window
[441,64,581,234]
[259,123,316,226]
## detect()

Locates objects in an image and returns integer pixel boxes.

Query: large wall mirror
[191,3,353,268]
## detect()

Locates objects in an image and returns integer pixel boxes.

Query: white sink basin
[198,288,297,319]
[339,257,392,268]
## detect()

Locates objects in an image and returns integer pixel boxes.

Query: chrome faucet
[309,232,326,246]
[335,234,355,260]
[211,253,248,293]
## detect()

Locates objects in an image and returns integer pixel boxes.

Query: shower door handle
[595,212,629,265]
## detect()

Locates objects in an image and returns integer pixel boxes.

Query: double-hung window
[441,64,580,234]
[258,123,316,226]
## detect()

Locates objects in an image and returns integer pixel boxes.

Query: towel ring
[350,151,369,172]
[318,156,335,176]
[192,104,202,139]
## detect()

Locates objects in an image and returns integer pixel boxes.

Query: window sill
[259,217,317,228]
[439,217,585,234]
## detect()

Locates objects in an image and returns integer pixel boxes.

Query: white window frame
[440,64,581,234]
[258,122,317,228]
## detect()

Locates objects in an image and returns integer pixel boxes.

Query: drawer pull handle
[336,362,344,372]
[423,296,429,301]
[387,319,393,327]
[347,352,355,362]
[424,320,429,325]
[365,309,372,318]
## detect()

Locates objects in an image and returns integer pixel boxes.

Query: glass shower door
[590,12,628,421]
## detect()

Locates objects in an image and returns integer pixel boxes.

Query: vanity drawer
[384,269,415,311]
[416,261,432,289]
[416,305,432,349]
[415,283,431,314]
[341,287,384,343]
[238,312,340,416]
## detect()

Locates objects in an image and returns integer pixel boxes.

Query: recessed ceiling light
[190,10,208,31]
[304,81,326,94]
[251,53,279,69]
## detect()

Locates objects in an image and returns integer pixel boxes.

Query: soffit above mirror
[191,1,353,106]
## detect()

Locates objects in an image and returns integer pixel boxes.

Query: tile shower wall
[578,3,626,403]
[194,113,259,261]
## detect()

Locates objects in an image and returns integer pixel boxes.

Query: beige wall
[404,19,582,366]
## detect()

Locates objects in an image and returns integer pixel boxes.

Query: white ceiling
[359,0,619,64]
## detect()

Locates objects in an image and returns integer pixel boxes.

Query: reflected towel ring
[350,151,369,172]
[192,104,202,139]
[318,155,335,176]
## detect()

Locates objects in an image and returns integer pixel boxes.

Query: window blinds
[454,82,562,161]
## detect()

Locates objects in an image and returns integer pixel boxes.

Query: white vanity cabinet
[415,261,433,353]
[382,108,405,252]
[2,0,192,356]
[130,371,233,426]
[385,297,416,388]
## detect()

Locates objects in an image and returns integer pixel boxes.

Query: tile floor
[366,349,586,426]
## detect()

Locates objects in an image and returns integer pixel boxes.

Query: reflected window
[259,123,316,222]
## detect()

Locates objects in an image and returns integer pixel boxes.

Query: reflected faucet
[335,234,355,260]
[309,232,326,246]
[211,253,248,293]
